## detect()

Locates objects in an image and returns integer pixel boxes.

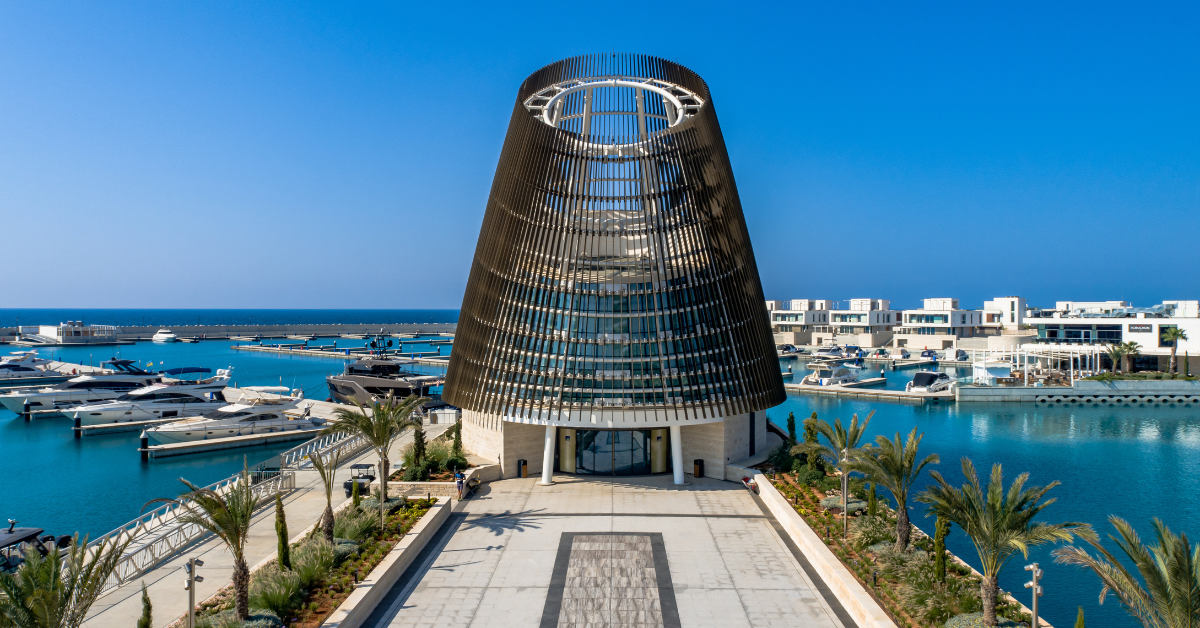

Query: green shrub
[766,444,794,471]
[358,496,407,516]
[292,539,337,589]
[945,612,1019,628]
[332,506,380,542]
[426,441,450,468]
[197,610,282,628]
[817,475,841,492]
[849,515,895,549]
[444,454,469,472]
[401,459,438,481]
[249,567,304,618]
[820,495,867,514]
[332,539,359,565]
[791,462,823,485]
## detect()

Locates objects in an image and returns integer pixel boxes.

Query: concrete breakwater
[2,323,456,342]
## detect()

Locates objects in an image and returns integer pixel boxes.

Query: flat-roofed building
[1028,300,1200,372]
[767,299,831,346]
[893,298,986,350]
[812,299,898,348]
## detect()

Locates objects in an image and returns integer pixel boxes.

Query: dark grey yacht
[325,358,443,405]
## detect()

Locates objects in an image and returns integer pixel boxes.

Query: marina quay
[5,9,1200,628]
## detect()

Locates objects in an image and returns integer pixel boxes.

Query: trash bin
[517,459,528,478]
[693,459,704,478]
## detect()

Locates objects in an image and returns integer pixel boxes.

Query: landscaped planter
[316,498,450,628]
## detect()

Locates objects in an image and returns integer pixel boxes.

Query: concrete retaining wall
[958,379,1200,402]
[747,469,897,628]
[319,497,451,628]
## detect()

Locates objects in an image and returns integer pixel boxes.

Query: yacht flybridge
[145,389,324,444]
[70,368,232,425]
[325,357,443,405]
[0,360,162,414]
[0,352,59,384]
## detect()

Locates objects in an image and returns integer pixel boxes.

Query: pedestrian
[455,470,466,498]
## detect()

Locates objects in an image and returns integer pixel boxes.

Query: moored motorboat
[70,368,232,425]
[801,362,859,386]
[145,392,324,444]
[0,352,65,387]
[0,360,162,415]
[151,329,179,343]
[907,371,955,393]
[326,357,443,405]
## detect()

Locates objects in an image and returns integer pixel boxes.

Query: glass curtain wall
[562,428,669,475]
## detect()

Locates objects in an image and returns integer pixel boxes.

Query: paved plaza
[365,474,851,628]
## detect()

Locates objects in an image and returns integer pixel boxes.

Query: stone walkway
[84,424,449,628]
[368,474,848,628]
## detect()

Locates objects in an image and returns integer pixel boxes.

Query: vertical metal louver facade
[444,53,784,424]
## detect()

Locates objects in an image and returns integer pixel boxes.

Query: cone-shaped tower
[445,54,783,482]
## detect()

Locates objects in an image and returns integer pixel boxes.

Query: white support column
[670,425,685,485]
[539,424,555,486]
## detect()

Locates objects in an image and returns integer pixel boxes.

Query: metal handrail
[90,470,296,593]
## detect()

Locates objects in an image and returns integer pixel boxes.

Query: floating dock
[784,380,952,403]
[231,344,451,367]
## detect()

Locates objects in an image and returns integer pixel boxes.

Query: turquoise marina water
[0,337,450,546]
[768,394,1200,628]
[0,338,1188,627]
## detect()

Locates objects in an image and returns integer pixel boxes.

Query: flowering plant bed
[769,474,1030,628]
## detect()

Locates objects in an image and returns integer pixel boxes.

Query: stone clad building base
[461,409,769,481]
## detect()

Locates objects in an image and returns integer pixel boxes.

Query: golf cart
[1,520,72,573]
[343,464,376,498]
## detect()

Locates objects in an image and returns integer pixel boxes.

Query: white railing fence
[92,470,295,593]
[275,431,372,469]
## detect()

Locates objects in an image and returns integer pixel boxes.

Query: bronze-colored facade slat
[445,54,784,419]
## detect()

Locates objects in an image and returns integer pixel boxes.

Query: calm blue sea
[0,309,459,327]
[0,337,1183,628]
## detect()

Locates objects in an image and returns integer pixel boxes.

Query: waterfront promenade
[361,475,851,628]
[83,424,450,628]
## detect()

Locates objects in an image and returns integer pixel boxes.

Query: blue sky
[2,2,1197,310]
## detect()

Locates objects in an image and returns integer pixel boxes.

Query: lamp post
[184,557,205,628]
[1024,562,1043,628]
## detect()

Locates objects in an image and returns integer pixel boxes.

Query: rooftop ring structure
[445,54,783,485]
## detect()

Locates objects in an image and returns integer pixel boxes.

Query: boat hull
[73,402,226,426]
[147,420,322,445]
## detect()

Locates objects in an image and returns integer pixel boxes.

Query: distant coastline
[0,309,460,327]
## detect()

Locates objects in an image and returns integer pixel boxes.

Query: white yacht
[151,329,179,343]
[70,368,232,425]
[907,371,955,393]
[0,360,161,415]
[812,346,845,359]
[145,392,324,444]
[0,352,59,383]
[801,363,859,386]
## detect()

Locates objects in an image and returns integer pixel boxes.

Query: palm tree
[918,458,1085,627]
[792,411,874,537]
[1054,517,1200,628]
[308,448,342,544]
[1122,341,1143,374]
[1106,343,1127,374]
[1162,328,1189,374]
[146,461,257,620]
[0,534,129,628]
[322,395,427,525]
[852,427,939,552]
